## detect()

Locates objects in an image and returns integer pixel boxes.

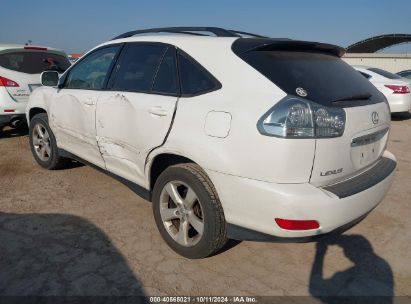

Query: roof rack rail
[228,30,267,38]
[112,27,267,40]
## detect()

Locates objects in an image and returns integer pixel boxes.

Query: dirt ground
[0,113,410,300]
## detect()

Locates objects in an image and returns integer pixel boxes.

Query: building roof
[347,34,411,53]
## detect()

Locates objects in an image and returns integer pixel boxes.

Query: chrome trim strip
[351,127,389,147]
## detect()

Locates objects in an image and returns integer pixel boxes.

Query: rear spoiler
[232,38,346,57]
[0,48,67,57]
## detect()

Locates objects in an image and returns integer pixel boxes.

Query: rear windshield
[238,50,383,107]
[0,51,71,74]
[368,67,402,80]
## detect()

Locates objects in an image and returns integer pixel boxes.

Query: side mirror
[41,71,59,87]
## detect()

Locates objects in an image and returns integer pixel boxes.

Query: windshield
[237,50,384,107]
[368,67,403,80]
[0,51,71,74]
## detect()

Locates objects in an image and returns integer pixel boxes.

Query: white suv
[0,44,70,129]
[26,27,397,258]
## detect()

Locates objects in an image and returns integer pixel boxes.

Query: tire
[152,163,227,259]
[29,113,69,170]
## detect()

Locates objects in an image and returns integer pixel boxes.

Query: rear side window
[237,50,383,107]
[109,44,166,93]
[398,70,411,79]
[178,51,221,96]
[359,71,371,79]
[368,67,402,80]
[152,47,178,95]
[0,51,70,74]
[398,70,411,78]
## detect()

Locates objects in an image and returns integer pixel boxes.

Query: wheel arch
[29,107,48,121]
[26,87,54,123]
[148,153,197,191]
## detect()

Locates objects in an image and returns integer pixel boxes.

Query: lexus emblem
[371,111,379,125]
[296,87,308,97]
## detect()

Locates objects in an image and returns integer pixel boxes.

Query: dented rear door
[95,43,178,187]
[96,92,177,187]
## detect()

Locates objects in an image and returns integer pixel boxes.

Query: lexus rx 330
[26,27,396,258]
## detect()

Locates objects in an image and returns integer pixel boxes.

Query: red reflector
[275,218,320,230]
[384,85,410,94]
[24,46,48,51]
[0,76,19,87]
[4,109,15,113]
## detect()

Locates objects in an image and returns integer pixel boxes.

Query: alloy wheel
[32,123,51,162]
[159,181,204,247]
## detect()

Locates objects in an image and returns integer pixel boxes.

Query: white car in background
[0,44,70,130]
[354,66,411,113]
[26,27,396,258]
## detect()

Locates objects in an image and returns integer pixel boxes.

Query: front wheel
[152,163,227,259]
[29,113,69,170]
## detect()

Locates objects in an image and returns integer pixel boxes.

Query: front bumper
[206,150,396,240]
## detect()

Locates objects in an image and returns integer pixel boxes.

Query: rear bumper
[227,212,369,242]
[206,150,396,240]
[0,88,28,116]
[388,94,411,113]
[0,88,28,128]
[0,114,26,127]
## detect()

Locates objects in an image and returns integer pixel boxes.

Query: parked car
[354,66,411,113]
[0,44,70,130]
[397,69,411,80]
[26,27,396,258]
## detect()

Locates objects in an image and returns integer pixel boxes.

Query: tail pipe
[9,116,26,128]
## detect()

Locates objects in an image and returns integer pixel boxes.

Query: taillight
[384,85,410,94]
[0,76,19,87]
[257,97,346,138]
[24,46,48,51]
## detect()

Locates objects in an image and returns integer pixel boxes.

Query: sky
[1,0,410,54]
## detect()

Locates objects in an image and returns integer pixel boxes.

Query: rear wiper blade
[332,93,372,103]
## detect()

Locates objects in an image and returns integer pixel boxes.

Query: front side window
[109,44,166,93]
[65,46,120,90]
[178,51,221,96]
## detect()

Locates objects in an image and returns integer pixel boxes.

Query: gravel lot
[0,113,410,300]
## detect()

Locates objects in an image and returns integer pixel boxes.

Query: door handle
[84,98,95,106]
[148,106,168,117]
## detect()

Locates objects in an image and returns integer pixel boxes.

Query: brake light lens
[24,46,48,51]
[384,85,410,94]
[0,76,19,87]
[257,97,346,138]
[275,218,320,230]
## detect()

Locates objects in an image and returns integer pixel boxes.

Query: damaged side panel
[95,91,178,188]
[49,90,105,168]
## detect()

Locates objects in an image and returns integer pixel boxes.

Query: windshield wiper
[332,93,372,103]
